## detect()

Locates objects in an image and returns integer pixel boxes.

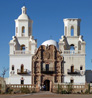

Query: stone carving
[32,45,63,85]
[45,52,50,59]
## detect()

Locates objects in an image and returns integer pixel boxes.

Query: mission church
[5,6,86,91]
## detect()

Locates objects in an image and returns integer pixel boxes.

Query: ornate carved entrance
[32,45,63,91]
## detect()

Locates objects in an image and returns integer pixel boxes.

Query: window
[12,65,14,70]
[71,26,74,36]
[20,45,25,50]
[21,64,24,73]
[70,79,74,83]
[46,64,49,71]
[71,66,74,73]
[22,26,25,33]
[70,44,75,50]
[21,80,24,84]
[80,66,83,70]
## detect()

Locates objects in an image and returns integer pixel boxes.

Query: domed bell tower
[15,6,33,37]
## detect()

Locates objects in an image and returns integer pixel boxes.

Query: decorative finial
[21,6,27,14]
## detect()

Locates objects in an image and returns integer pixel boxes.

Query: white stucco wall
[8,55,33,84]
[64,75,85,84]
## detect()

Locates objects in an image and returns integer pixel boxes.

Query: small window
[46,64,49,71]
[22,26,25,33]
[21,64,24,73]
[80,66,83,70]
[12,65,14,70]
[71,66,74,73]
[20,45,25,50]
[71,26,74,36]
[70,79,74,83]
[21,80,24,84]
[70,44,75,50]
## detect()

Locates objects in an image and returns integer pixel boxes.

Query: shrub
[61,90,68,94]
[6,87,13,94]
[67,83,73,94]
[20,87,30,94]
[57,84,63,94]
[31,88,36,93]
[85,89,89,94]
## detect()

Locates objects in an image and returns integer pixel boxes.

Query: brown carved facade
[32,45,63,91]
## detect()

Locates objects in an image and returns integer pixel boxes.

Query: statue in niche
[57,52,62,60]
[37,51,41,59]
[45,52,50,59]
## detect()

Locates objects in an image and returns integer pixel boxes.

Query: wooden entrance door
[21,65,24,73]
[71,66,74,73]
[44,80,50,91]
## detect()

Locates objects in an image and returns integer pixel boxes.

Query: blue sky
[0,0,92,77]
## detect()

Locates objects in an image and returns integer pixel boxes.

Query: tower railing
[14,50,31,54]
[67,69,85,75]
[63,50,81,54]
[67,69,80,75]
[17,69,28,74]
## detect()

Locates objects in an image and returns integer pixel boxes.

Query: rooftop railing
[17,69,28,74]
[62,50,81,54]
[67,69,80,75]
[14,50,31,54]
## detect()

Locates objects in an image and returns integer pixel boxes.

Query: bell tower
[8,6,37,85]
[63,19,81,36]
[15,6,33,37]
[59,18,86,84]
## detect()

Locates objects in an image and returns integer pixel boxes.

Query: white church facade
[5,6,86,88]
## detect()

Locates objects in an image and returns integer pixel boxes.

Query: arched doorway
[20,45,25,50]
[44,80,50,91]
[21,65,24,73]
[71,66,74,73]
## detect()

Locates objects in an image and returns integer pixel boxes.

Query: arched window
[21,77,24,84]
[70,79,74,83]
[46,64,49,71]
[70,44,75,50]
[80,66,83,70]
[20,45,25,50]
[71,65,74,73]
[71,26,74,36]
[21,64,24,73]
[12,65,14,70]
[22,26,25,33]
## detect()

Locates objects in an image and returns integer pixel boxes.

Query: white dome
[18,14,29,20]
[41,40,58,48]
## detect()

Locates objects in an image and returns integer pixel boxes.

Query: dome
[18,14,29,20]
[41,40,58,48]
